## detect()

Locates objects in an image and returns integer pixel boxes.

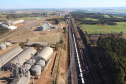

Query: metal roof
[0,47,23,68]
[35,47,53,61]
[10,77,30,84]
[11,47,36,68]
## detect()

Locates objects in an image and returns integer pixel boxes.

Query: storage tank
[35,60,45,68]
[0,44,6,50]
[11,47,36,68]
[0,47,23,68]
[31,65,41,76]
[25,59,36,65]
[36,47,53,61]
[22,64,31,71]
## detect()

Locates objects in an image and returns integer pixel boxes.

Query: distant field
[0,14,7,18]
[81,22,126,34]
[112,15,124,18]
[16,17,39,20]
[105,9,126,13]
[84,18,98,21]
[104,15,111,18]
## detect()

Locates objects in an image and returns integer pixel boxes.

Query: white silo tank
[0,44,6,50]
[31,65,41,76]
[35,60,45,68]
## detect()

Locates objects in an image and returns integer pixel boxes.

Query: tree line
[97,36,126,84]
[71,12,126,25]
[0,27,8,35]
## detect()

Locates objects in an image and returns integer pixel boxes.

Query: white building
[8,26,17,30]
[7,20,24,25]
[39,22,52,31]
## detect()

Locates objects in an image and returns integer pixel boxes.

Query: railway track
[67,18,84,84]
[67,16,94,84]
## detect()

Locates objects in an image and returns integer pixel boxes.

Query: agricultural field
[81,22,126,34]
[0,14,7,18]
[16,17,40,20]
[84,18,98,21]
[103,15,111,18]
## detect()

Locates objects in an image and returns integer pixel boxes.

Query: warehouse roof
[10,77,30,84]
[8,26,17,30]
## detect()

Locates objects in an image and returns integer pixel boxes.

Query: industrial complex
[0,11,67,84]
[0,46,54,84]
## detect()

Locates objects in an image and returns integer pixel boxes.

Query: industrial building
[7,20,24,25]
[0,46,54,84]
[10,77,30,84]
[8,26,17,30]
[36,46,53,61]
[38,22,52,31]
[11,47,36,68]
[5,42,12,47]
[0,47,23,69]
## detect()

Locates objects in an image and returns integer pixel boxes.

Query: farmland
[84,18,98,21]
[103,15,111,18]
[81,22,126,34]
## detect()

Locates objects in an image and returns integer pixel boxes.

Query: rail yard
[67,16,94,84]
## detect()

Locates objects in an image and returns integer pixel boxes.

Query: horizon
[0,0,126,9]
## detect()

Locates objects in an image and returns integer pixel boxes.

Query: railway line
[67,16,94,84]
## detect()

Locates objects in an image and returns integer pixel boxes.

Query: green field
[84,18,98,21]
[104,15,111,18]
[16,17,39,20]
[0,14,7,18]
[81,22,126,34]
[112,15,124,18]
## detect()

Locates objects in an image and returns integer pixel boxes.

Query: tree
[60,39,64,44]
[63,27,66,34]
[55,43,59,50]
[19,42,25,49]
[63,44,66,50]
[55,19,60,24]
[32,43,41,51]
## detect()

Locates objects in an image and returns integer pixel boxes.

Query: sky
[0,0,126,9]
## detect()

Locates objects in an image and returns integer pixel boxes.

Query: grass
[112,15,124,18]
[81,22,126,34]
[14,17,40,20]
[81,24,103,30]
[84,18,98,21]
[104,15,111,18]
[0,14,7,18]
[105,9,126,13]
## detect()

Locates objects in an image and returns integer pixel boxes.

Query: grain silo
[39,22,52,31]
[35,47,53,61]
[35,60,45,68]
[0,44,6,50]
[11,47,36,68]
[22,64,32,71]
[0,47,23,69]
[25,59,36,65]
[31,65,42,76]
